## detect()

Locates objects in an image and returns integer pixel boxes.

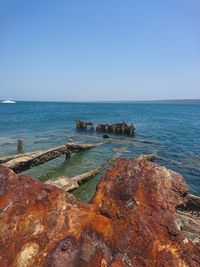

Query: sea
[0,101,200,200]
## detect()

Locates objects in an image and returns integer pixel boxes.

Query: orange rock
[0,159,199,266]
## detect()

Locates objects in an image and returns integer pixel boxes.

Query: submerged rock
[46,167,103,192]
[102,134,110,139]
[0,159,199,266]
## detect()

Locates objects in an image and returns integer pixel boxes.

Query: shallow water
[0,101,200,200]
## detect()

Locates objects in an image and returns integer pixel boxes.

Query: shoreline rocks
[0,158,199,266]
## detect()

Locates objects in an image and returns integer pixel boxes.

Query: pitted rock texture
[0,159,199,267]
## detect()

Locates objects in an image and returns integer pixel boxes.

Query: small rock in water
[102,134,110,139]
[68,138,74,143]
[113,147,129,154]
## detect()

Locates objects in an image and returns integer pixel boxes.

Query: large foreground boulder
[0,159,199,266]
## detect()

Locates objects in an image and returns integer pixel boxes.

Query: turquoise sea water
[0,101,200,200]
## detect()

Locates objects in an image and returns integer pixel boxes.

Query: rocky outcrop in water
[0,159,199,266]
[75,120,95,130]
[76,120,135,136]
[96,121,135,136]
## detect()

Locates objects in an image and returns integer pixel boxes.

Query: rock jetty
[0,158,199,266]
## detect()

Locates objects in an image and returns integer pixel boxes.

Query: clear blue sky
[0,0,199,101]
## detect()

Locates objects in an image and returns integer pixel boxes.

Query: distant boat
[1,99,16,104]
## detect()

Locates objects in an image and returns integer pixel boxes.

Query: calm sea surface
[0,101,200,200]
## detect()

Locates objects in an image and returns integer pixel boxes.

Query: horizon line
[1,98,200,103]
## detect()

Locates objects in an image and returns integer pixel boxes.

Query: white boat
[1,99,16,104]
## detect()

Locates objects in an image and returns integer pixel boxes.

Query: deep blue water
[0,101,200,199]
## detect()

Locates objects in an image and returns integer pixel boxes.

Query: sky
[0,0,200,101]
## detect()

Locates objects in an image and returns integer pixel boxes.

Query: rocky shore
[0,158,199,266]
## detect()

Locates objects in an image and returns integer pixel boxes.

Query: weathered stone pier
[96,121,135,135]
[0,142,96,173]
[76,120,135,136]
[75,120,94,130]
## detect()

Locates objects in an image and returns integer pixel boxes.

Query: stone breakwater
[0,159,199,267]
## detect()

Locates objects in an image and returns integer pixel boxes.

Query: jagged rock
[0,159,199,266]
[176,194,200,246]
[176,210,200,246]
[178,194,200,216]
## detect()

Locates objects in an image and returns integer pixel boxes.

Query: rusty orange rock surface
[0,159,199,267]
